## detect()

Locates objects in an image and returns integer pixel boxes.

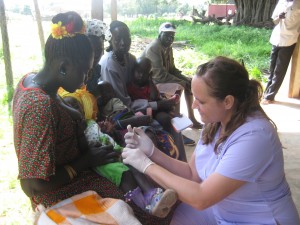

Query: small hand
[88,144,119,167]
[122,147,154,173]
[124,125,155,157]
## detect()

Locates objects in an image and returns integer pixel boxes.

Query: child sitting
[127,57,180,117]
[60,89,177,218]
[95,81,183,160]
[127,57,194,151]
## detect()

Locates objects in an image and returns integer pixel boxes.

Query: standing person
[122,56,300,224]
[12,11,173,225]
[262,0,300,105]
[142,22,202,131]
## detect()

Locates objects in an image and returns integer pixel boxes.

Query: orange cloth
[35,190,141,225]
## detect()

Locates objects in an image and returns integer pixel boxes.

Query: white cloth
[156,83,184,96]
[270,0,300,46]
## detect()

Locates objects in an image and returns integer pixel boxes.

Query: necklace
[113,52,125,66]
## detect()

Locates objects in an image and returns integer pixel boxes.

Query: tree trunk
[234,0,277,28]
[33,0,45,57]
[111,0,117,21]
[91,0,103,20]
[0,0,14,108]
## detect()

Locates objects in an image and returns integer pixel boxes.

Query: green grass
[127,17,272,78]
[0,16,272,224]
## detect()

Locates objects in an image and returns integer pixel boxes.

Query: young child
[60,89,177,218]
[127,57,182,136]
[95,81,183,160]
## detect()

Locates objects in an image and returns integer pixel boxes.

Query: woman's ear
[224,95,235,110]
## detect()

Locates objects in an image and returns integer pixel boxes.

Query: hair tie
[51,21,85,39]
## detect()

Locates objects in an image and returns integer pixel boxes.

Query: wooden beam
[289,36,300,98]
[111,0,117,21]
[0,0,14,104]
[91,0,103,20]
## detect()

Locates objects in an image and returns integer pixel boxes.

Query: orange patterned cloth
[35,190,141,225]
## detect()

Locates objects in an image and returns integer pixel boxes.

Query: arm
[145,164,245,210]
[148,78,160,101]
[101,63,132,108]
[21,145,117,197]
[16,97,118,197]
[145,41,187,86]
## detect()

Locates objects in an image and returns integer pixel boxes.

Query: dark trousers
[264,43,296,101]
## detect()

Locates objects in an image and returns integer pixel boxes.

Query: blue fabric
[193,112,300,224]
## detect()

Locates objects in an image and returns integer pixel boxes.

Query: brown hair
[196,56,275,152]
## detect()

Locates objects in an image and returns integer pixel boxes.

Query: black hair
[44,11,93,66]
[136,57,152,73]
[106,20,130,52]
[197,56,275,152]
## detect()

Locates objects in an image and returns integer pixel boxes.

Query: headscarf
[58,87,98,120]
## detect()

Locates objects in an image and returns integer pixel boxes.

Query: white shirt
[270,0,300,46]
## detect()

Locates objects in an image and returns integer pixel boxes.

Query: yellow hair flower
[51,21,67,39]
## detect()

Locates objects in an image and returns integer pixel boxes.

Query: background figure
[122,56,300,224]
[142,22,202,131]
[127,57,187,159]
[262,0,300,105]
[61,92,178,218]
[100,20,136,108]
[85,19,107,95]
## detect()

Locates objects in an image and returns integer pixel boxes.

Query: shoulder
[146,39,161,50]
[100,52,113,66]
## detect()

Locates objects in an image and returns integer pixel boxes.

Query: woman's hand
[122,147,154,173]
[124,125,155,157]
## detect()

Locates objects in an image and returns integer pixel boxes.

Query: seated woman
[12,12,173,225]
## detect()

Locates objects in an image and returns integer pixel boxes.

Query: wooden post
[33,0,45,56]
[0,0,14,106]
[289,36,300,98]
[111,0,117,21]
[91,0,103,20]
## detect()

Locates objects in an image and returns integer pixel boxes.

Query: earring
[60,70,66,76]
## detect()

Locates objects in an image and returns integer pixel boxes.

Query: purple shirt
[195,113,300,224]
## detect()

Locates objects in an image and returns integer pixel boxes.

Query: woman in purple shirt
[122,56,300,224]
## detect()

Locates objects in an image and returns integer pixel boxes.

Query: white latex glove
[124,125,155,157]
[122,147,154,173]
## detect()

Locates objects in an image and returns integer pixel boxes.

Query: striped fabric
[35,190,141,225]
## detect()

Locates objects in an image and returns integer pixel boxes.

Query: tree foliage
[118,0,180,17]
